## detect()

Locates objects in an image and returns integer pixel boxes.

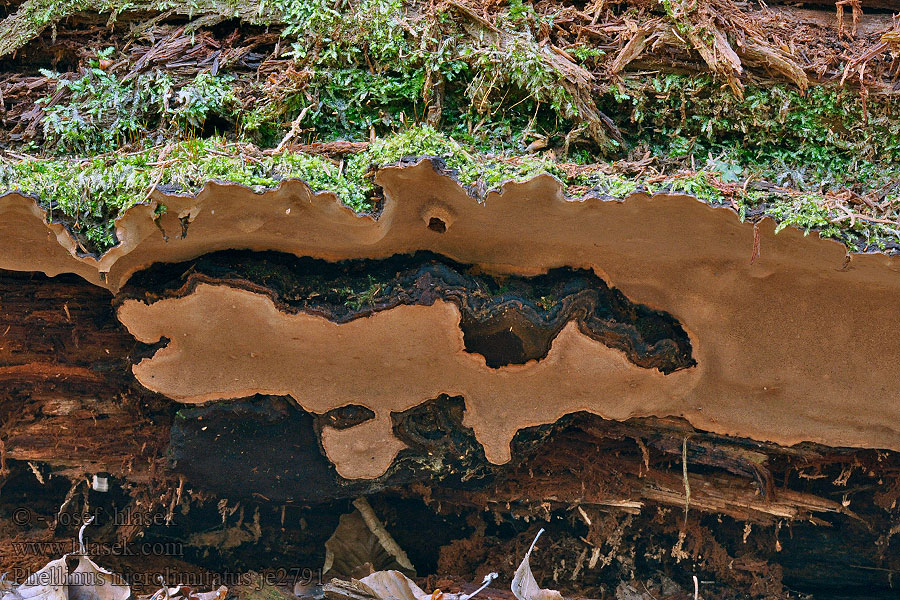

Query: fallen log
[2,165,900,596]
[4,0,900,596]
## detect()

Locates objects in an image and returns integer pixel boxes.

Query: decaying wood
[278,141,370,157]
[2,255,900,597]
[3,0,900,153]
[0,272,168,481]
[419,415,854,525]
[736,38,809,92]
[0,0,274,61]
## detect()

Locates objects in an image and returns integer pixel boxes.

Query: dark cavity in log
[167,394,510,502]
[124,250,695,373]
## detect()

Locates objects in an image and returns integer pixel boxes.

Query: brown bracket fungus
[118,286,695,478]
[6,160,900,478]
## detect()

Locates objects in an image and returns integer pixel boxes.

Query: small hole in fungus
[428,217,447,233]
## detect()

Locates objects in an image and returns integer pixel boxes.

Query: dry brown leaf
[323,498,414,579]
[357,571,431,600]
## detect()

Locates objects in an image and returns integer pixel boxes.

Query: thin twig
[140,144,173,206]
[275,105,312,153]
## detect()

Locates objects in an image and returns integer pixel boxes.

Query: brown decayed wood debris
[2,0,900,148]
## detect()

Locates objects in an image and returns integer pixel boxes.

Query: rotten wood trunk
[2,261,900,598]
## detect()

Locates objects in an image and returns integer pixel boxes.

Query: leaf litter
[1,518,225,600]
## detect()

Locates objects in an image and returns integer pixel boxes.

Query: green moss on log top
[3,126,899,256]
[1,127,558,250]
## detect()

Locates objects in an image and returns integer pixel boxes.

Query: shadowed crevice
[124,250,696,374]
[322,404,377,430]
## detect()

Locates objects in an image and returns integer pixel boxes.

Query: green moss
[603,75,900,193]
[570,45,605,64]
[0,127,562,251]
[666,172,725,205]
[577,170,723,205]
[16,0,583,157]
[342,276,384,310]
[767,194,841,237]
[575,171,638,198]
[1,156,152,249]
[730,189,900,250]
[16,0,102,31]
[5,125,898,255]
[352,125,554,189]
[39,56,238,154]
[229,0,583,150]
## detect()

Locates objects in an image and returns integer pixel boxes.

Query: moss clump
[226,0,585,149]
[656,171,725,205]
[606,75,900,193]
[6,124,898,256]
[767,194,843,237]
[574,171,639,199]
[19,0,585,154]
[39,52,238,154]
[356,126,558,187]
[0,127,560,251]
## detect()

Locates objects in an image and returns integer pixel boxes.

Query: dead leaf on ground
[357,571,430,600]
[324,570,497,600]
[510,529,563,600]
[323,498,414,579]
[1,518,130,600]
